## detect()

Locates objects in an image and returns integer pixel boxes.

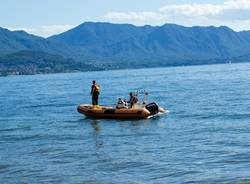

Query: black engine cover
[146,102,159,115]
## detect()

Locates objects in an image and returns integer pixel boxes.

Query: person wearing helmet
[90,80,100,106]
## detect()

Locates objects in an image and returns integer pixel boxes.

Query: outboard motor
[145,102,159,115]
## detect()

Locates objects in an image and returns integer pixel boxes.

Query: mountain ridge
[1,22,250,75]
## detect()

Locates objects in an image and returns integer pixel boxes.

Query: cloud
[103,0,250,30]
[104,11,166,22]
[159,0,250,17]
[38,25,74,37]
[9,24,74,37]
[159,4,222,17]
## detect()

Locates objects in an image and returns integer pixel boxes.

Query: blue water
[1,63,250,183]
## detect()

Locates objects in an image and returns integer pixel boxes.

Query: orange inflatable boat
[77,90,166,119]
[77,102,166,119]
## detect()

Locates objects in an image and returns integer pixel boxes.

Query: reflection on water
[91,121,101,132]
[90,121,103,149]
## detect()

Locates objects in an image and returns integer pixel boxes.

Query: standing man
[90,80,100,106]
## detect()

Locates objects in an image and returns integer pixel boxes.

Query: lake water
[1,63,250,183]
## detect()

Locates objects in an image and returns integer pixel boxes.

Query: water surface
[1,63,250,183]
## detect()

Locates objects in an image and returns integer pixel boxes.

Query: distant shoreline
[1,60,248,77]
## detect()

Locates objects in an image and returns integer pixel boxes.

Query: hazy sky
[1,0,250,37]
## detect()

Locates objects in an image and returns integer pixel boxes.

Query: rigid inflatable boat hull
[77,104,152,119]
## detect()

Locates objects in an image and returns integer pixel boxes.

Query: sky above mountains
[1,0,250,37]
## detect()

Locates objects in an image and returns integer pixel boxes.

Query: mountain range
[1,22,250,75]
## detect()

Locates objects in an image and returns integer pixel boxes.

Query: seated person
[128,92,138,108]
[116,98,128,109]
